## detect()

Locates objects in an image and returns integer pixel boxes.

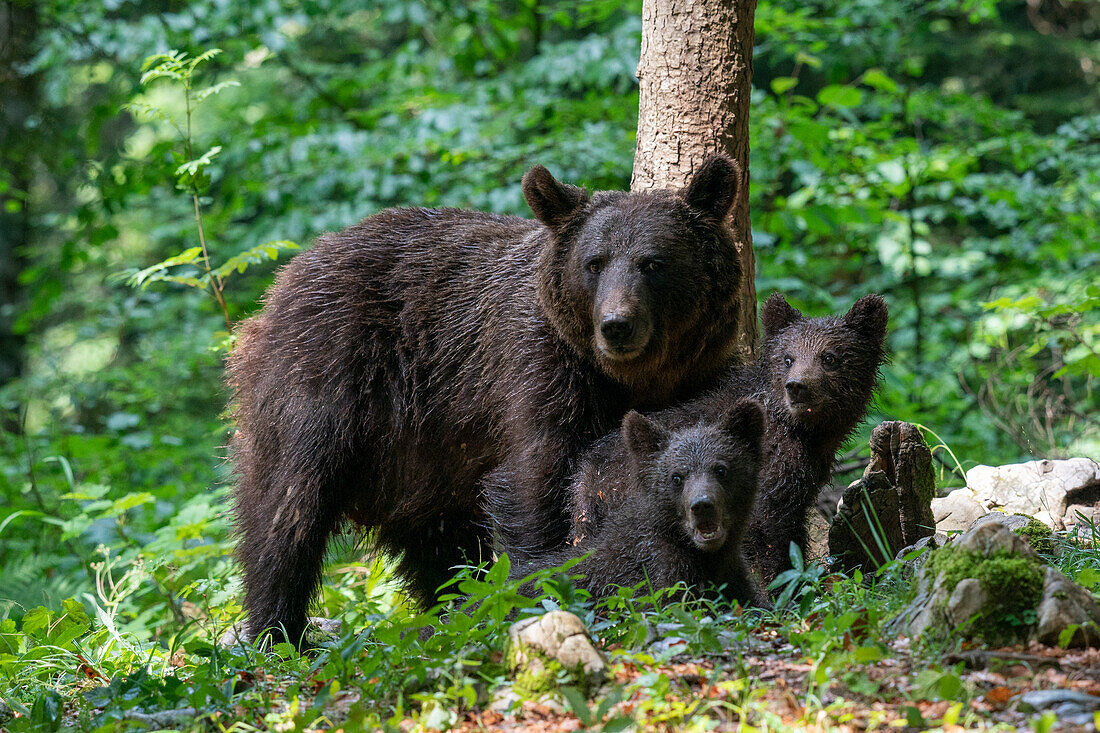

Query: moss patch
[926,544,1044,644]
[1011,514,1055,554]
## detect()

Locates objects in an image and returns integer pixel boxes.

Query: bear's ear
[843,294,889,342]
[622,410,669,460]
[523,165,589,229]
[761,292,803,337]
[722,399,765,454]
[683,154,741,221]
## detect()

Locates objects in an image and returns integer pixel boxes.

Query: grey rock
[931,488,990,533]
[968,512,1035,533]
[945,578,985,627]
[1035,566,1100,648]
[1064,503,1100,532]
[956,520,1036,557]
[895,532,950,569]
[1016,689,1100,713]
[506,611,606,694]
[966,457,1100,530]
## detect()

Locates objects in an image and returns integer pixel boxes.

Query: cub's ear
[843,294,889,342]
[684,154,741,221]
[761,292,803,337]
[622,410,670,461]
[523,165,589,229]
[722,399,765,455]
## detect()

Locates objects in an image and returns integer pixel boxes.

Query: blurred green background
[1,0,1097,629]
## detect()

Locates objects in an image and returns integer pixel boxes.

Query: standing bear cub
[511,399,766,607]
[229,156,745,645]
[565,294,888,589]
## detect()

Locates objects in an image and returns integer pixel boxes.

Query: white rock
[965,458,1100,530]
[507,611,606,688]
[931,488,990,532]
[1064,504,1100,532]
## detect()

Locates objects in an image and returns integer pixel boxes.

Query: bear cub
[513,399,766,607]
[567,294,889,589]
[739,293,888,585]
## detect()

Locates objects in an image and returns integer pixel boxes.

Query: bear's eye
[640,259,663,274]
[670,473,683,486]
[821,353,837,369]
[783,356,794,368]
[585,258,604,275]
[714,464,727,478]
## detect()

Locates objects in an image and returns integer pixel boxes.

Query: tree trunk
[632,0,758,361]
[0,0,36,393]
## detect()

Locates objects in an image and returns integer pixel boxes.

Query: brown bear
[511,399,766,607]
[228,156,744,645]
[562,293,888,589]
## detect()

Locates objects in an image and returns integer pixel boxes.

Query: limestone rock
[506,611,606,696]
[931,488,990,533]
[829,422,936,570]
[1016,688,1100,713]
[1035,567,1100,648]
[965,457,1100,530]
[945,578,985,627]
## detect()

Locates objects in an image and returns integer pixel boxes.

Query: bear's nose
[600,314,635,345]
[785,379,809,402]
[690,497,716,522]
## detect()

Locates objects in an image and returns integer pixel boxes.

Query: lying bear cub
[510,399,766,607]
[566,293,889,589]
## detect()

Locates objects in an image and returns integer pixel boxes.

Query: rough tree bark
[632,0,758,361]
[0,1,36,394]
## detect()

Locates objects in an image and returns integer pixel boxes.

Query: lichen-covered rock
[965,457,1100,530]
[887,522,1100,648]
[505,611,606,697]
[828,422,936,571]
[1035,567,1100,648]
[931,488,990,533]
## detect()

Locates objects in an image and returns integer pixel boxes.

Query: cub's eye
[640,259,663,274]
[821,353,837,368]
[783,356,794,368]
[714,464,727,478]
[585,259,603,275]
[670,473,683,486]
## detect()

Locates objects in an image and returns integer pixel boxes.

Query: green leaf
[817,85,863,108]
[771,77,798,95]
[861,68,899,93]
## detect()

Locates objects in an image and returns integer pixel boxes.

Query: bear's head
[760,293,889,431]
[525,156,743,400]
[621,399,763,553]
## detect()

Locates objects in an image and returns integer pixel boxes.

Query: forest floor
[2,535,1099,732]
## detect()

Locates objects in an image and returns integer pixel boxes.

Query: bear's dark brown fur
[511,400,765,606]
[228,157,744,644]
[564,294,888,589]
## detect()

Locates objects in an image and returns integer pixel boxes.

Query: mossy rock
[1011,514,1055,554]
[505,611,606,699]
[925,543,1044,643]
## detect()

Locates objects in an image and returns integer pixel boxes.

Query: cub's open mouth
[691,519,727,550]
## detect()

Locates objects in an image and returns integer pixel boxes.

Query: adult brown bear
[228,157,743,645]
